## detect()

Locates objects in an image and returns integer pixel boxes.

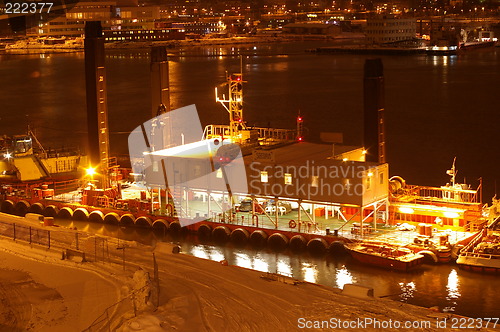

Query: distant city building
[282,22,341,35]
[103,28,185,42]
[25,0,161,37]
[365,17,417,44]
[171,22,225,35]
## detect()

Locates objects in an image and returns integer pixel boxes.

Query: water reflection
[335,266,354,289]
[399,282,416,301]
[277,257,292,276]
[444,269,460,312]
[234,252,252,269]
[191,246,210,260]
[253,254,269,273]
[208,246,225,262]
[302,263,318,283]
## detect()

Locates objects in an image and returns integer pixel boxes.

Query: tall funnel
[363,58,386,164]
[84,21,110,187]
[150,46,170,117]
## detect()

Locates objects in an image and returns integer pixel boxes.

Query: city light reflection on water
[335,266,354,289]
[277,258,292,276]
[302,263,318,283]
[399,281,416,301]
[234,252,252,269]
[444,269,460,312]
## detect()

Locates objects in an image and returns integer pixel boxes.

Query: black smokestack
[84,21,110,171]
[150,46,170,117]
[363,58,386,164]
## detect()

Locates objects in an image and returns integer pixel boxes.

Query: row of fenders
[195,223,347,255]
[0,199,174,229]
[0,199,348,255]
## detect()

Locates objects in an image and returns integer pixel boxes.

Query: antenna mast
[215,56,246,142]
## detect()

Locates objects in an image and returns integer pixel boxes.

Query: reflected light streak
[277,258,292,276]
[209,248,225,261]
[444,269,460,312]
[253,255,269,272]
[447,269,460,300]
[335,266,354,289]
[234,252,252,269]
[399,282,416,301]
[302,263,318,283]
[190,246,209,259]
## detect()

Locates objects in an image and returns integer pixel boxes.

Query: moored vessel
[456,216,500,273]
[347,241,424,272]
[0,129,87,187]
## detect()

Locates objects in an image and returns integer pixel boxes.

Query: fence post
[75,232,79,250]
[13,223,16,240]
[29,227,32,244]
[48,231,50,249]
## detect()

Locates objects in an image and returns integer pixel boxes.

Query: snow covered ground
[0,240,120,331]
[0,215,498,331]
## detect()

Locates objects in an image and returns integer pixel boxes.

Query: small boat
[347,241,425,272]
[456,216,500,273]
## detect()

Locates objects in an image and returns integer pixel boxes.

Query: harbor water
[1,41,499,318]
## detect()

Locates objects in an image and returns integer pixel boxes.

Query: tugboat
[456,216,500,274]
[0,129,87,185]
[347,241,425,272]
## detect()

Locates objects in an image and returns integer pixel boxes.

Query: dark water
[1,42,500,318]
[0,43,499,198]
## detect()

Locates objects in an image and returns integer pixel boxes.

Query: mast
[215,58,246,142]
[446,157,457,187]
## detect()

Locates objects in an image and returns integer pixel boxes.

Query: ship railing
[460,251,500,260]
[252,127,296,143]
[402,185,479,204]
[52,179,83,195]
[203,125,231,139]
[35,146,82,158]
[462,228,488,253]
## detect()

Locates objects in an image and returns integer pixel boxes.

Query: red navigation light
[298,136,303,142]
[236,76,241,81]
[238,119,242,123]
[297,116,303,122]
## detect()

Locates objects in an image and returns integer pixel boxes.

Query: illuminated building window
[260,171,268,183]
[366,177,371,190]
[216,169,223,178]
[284,173,292,185]
[380,172,384,185]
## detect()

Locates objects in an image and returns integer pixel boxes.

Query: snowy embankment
[0,212,495,331]
[0,239,121,331]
